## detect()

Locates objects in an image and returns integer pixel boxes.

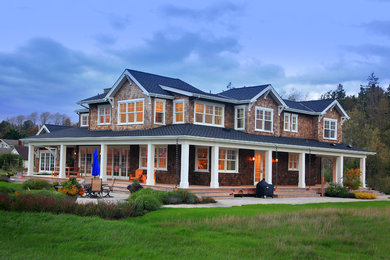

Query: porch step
[274,187,321,198]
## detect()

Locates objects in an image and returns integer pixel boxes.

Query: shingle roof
[218,85,269,100]
[283,99,335,113]
[14,146,28,160]
[0,148,13,155]
[45,124,74,133]
[80,92,107,103]
[27,124,370,154]
[1,139,19,147]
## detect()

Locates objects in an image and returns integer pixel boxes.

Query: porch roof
[25,124,372,155]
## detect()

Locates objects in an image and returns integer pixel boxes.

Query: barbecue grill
[256,179,274,198]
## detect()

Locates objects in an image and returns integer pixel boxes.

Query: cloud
[94,34,117,46]
[362,20,390,38]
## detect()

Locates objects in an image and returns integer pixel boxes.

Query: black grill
[256,180,274,198]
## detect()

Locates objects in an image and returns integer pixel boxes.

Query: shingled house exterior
[24,69,373,190]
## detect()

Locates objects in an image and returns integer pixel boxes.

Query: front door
[254,151,265,184]
[39,151,55,173]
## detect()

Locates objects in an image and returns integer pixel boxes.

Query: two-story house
[25,69,373,190]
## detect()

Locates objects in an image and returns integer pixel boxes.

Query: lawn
[1,201,389,259]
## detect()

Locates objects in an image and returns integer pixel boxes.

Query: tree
[2,128,25,139]
[39,112,51,125]
[28,112,38,125]
[321,84,346,105]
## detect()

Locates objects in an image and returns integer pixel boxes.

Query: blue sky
[1,0,390,122]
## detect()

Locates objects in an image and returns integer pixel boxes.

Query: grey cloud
[94,34,117,46]
[362,20,390,38]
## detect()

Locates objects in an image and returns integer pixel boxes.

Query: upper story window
[195,146,209,172]
[284,113,298,132]
[98,105,111,125]
[288,153,298,170]
[173,99,184,124]
[194,102,224,127]
[118,99,144,125]
[139,145,168,171]
[218,148,238,173]
[234,106,245,130]
[154,99,166,125]
[80,114,89,127]
[324,118,337,140]
[255,107,273,132]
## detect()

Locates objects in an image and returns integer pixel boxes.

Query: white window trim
[291,114,298,133]
[218,148,239,173]
[194,101,225,127]
[194,146,209,172]
[80,113,89,127]
[39,150,56,173]
[173,99,185,124]
[139,145,147,170]
[234,105,246,130]
[97,104,111,125]
[117,98,144,125]
[255,106,274,133]
[323,118,338,140]
[154,99,166,125]
[284,113,291,131]
[288,153,299,171]
[139,145,168,171]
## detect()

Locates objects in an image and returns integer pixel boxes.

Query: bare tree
[15,115,26,128]
[28,112,38,125]
[52,112,62,125]
[39,112,51,125]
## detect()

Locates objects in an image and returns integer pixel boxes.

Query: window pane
[195,114,203,123]
[196,104,204,113]
[120,114,126,123]
[128,113,134,123]
[137,102,143,111]
[128,103,135,112]
[218,160,224,170]
[136,112,143,122]
[176,113,183,122]
[264,121,272,131]
[120,104,126,113]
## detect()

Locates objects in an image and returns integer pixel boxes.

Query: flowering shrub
[343,168,362,190]
[354,192,377,199]
[59,177,84,196]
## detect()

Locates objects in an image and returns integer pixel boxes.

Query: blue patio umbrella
[92,149,100,177]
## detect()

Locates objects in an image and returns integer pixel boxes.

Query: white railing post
[179,142,189,188]
[298,152,306,188]
[146,143,155,185]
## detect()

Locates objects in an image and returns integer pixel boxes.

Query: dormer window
[255,107,273,132]
[324,118,337,140]
[80,114,89,127]
[98,105,111,125]
[154,99,166,125]
[194,101,224,127]
[173,99,184,124]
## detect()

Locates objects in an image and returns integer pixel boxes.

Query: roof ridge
[219,84,270,93]
[126,68,181,81]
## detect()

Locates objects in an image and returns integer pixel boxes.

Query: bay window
[324,118,337,140]
[118,99,144,124]
[218,148,238,173]
[194,102,224,127]
[255,107,273,132]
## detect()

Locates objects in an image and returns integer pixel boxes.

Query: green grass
[1,201,389,259]
[0,181,23,192]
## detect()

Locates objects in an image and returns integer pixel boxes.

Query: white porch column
[179,142,189,188]
[335,155,344,186]
[210,145,219,188]
[265,149,273,184]
[100,144,107,181]
[27,143,34,176]
[298,152,306,188]
[360,156,366,188]
[59,144,67,178]
[146,143,155,185]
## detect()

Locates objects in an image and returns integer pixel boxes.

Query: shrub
[0,193,10,210]
[129,188,201,205]
[184,191,199,204]
[326,184,355,198]
[22,179,51,190]
[134,195,162,212]
[129,188,168,204]
[200,197,217,204]
[354,192,377,199]
[17,190,68,201]
[343,168,362,190]
[127,179,143,193]
[58,177,84,196]
[368,176,390,195]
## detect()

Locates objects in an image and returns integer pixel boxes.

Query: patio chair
[91,177,102,197]
[130,169,145,183]
[83,177,93,197]
[102,178,115,197]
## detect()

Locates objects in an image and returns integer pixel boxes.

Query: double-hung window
[255,107,273,132]
[288,153,298,170]
[194,102,224,127]
[154,99,166,125]
[80,114,89,127]
[218,148,238,173]
[173,99,185,123]
[284,113,298,132]
[195,147,209,172]
[139,145,168,170]
[234,106,245,130]
[98,105,111,125]
[118,99,144,124]
[324,118,337,140]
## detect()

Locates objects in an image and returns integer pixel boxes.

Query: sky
[1,0,390,122]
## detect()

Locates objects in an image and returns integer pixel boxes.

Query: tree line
[0,112,73,139]
[321,73,390,193]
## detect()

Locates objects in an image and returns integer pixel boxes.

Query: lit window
[139,145,168,170]
[118,99,144,124]
[324,118,337,140]
[255,107,273,132]
[291,114,298,132]
[234,106,245,130]
[194,102,224,126]
[173,99,184,123]
[154,99,166,125]
[284,113,290,131]
[80,114,89,127]
[195,147,209,172]
[218,148,238,173]
[98,105,111,125]
[288,153,298,170]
